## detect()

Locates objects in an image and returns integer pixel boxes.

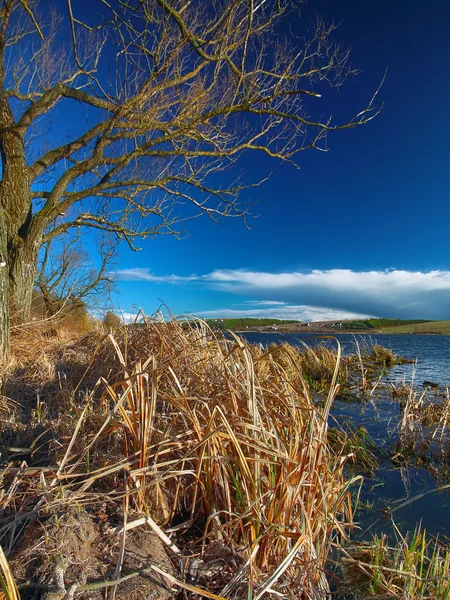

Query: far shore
[208,318,450,336]
[234,327,448,336]
[234,327,382,335]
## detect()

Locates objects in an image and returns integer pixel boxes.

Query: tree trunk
[8,237,39,324]
[0,215,9,361]
[0,98,37,331]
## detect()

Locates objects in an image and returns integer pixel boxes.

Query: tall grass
[90,322,358,595]
[342,525,450,599]
[0,317,361,598]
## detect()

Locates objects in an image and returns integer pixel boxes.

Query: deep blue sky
[90,1,450,320]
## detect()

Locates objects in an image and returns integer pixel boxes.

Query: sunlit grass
[86,321,359,595]
[382,320,450,334]
[0,546,20,600]
[2,315,445,598]
[0,317,364,598]
[342,525,450,599]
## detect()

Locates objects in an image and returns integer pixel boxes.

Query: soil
[11,507,177,600]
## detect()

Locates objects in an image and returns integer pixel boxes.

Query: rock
[423,380,439,388]
[186,541,245,594]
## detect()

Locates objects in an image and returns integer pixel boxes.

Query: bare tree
[35,232,117,315]
[0,0,381,357]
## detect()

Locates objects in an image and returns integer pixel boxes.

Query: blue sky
[107,0,450,321]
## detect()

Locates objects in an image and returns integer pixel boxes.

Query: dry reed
[0,317,361,598]
[341,523,450,599]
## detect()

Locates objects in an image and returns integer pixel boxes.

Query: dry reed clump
[9,313,97,364]
[340,524,450,599]
[0,317,360,599]
[391,382,450,479]
[2,316,99,399]
[268,339,404,398]
[264,341,358,391]
[369,345,398,368]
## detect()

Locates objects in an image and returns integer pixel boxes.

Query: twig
[108,491,129,600]
[389,482,450,513]
[20,563,224,599]
[341,556,444,583]
[114,516,180,554]
[150,564,227,600]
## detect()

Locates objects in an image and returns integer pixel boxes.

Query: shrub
[102,311,121,332]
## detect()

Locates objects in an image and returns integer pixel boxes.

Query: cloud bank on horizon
[113,268,450,321]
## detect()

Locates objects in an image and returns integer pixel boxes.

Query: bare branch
[0,0,381,305]
[36,229,118,312]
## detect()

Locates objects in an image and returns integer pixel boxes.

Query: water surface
[241,332,450,385]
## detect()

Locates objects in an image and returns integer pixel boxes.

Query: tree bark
[0,98,37,334]
[8,237,39,323]
[0,213,9,361]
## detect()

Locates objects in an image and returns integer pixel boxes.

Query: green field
[380,320,450,334]
[344,318,430,330]
[205,317,300,330]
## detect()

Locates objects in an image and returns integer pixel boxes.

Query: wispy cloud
[196,305,370,322]
[112,311,145,324]
[114,268,201,283]
[242,300,287,306]
[112,267,450,319]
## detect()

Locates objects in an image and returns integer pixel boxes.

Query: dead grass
[0,316,364,599]
[369,344,398,367]
[3,318,425,598]
[0,545,20,600]
[390,380,450,480]
[341,524,450,599]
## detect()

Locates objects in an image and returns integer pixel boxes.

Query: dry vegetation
[0,317,361,600]
[2,317,450,600]
[341,525,450,599]
[389,378,450,481]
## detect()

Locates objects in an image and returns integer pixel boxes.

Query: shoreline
[235,328,448,336]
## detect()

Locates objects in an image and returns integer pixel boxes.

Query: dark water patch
[356,467,450,540]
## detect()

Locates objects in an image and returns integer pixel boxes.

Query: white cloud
[114,268,201,283]
[196,305,370,322]
[242,300,287,306]
[112,267,450,319]
[112,311,146,324]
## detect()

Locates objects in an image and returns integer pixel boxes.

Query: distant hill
[205,318,300,330]
[380,320,450,334]
[344,318,431,330]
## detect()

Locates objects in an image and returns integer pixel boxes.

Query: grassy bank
[205,318,300,330]
[204,317,445,335]
[381,320,450,334]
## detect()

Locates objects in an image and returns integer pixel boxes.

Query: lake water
[240,332,450,386]
[240,332,450,540]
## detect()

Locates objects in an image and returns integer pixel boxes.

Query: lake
[239,332,450,540]
[240,332,450,385]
